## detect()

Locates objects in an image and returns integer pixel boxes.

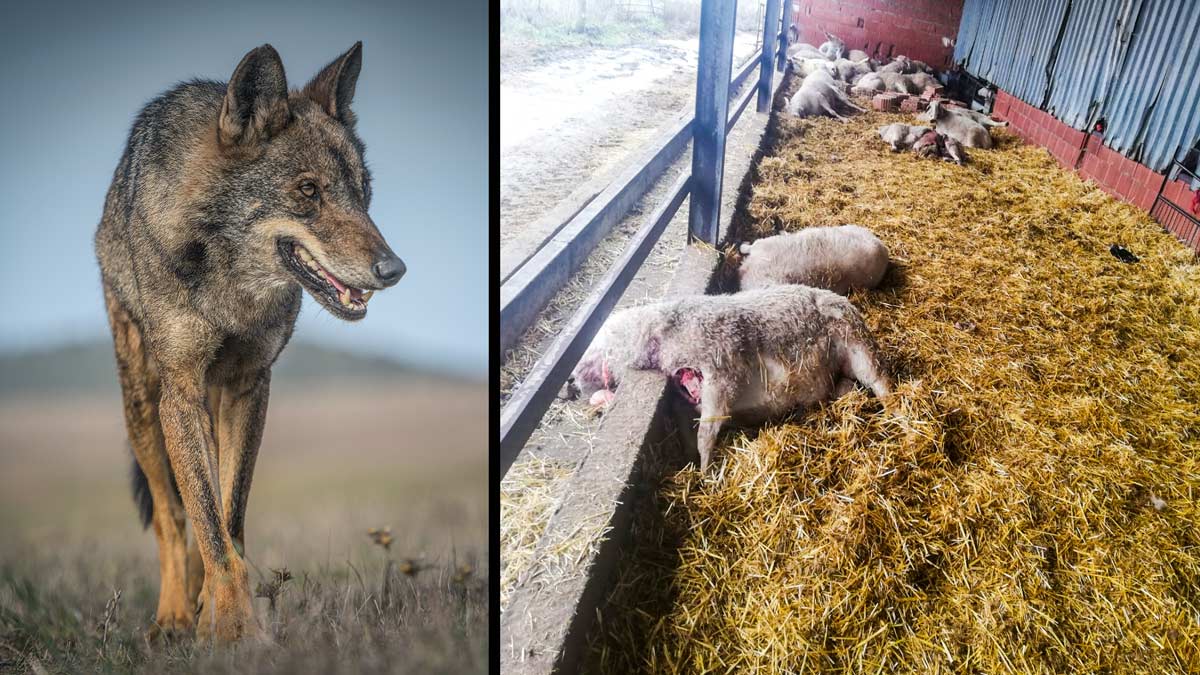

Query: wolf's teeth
[297,247,313,262]
[339,289,353,307]
[361,291,374,302]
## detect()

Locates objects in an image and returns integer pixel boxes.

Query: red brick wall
[791,0,964,67]
[993,89,1199,250]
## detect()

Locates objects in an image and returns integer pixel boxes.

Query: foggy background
[0,0,487,378]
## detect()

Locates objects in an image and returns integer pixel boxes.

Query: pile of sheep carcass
[782,32,1011,164]
[877,101,1009,165]
[566,225,896,472]
[784,32,939,122]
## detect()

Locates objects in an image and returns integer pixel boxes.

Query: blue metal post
[687,0,737,246]
[777,0,793,72]
[757,0,781,113]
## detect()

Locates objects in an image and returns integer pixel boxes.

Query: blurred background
[0,1,487,671]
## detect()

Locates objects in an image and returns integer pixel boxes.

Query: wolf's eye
[299,182,319,199]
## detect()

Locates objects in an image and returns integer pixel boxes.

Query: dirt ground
[0,378,487,674]
[500,32,761,249]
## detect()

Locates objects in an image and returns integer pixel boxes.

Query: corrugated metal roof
[954,0,1200,173]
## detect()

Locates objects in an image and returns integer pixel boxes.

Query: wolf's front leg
[215,370,270,557]
[104,289,193,639]
[157,367,259,644]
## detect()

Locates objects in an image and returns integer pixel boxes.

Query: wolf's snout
[372,254,406,287]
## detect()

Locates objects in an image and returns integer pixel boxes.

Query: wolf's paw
[146,609,194,642]
[194,561,261,644]
[195,591,260,644]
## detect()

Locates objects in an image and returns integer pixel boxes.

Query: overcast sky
[0,0,487,378]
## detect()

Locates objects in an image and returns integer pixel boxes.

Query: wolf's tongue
[320,268,363,299]
[322,269,349,294]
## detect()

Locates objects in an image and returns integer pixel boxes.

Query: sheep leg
[695,371,734,472]
[669,395,699,461]
[834,377,858,397]
[819,97,849,122]
[839,336,892,406]
[839,94,866,113]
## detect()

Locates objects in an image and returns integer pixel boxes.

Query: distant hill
[0,340,471,398]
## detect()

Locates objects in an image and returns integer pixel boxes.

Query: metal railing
[1151,160,1200,252]
[499,0,789,478]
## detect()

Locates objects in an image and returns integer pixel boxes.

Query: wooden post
[757,0,781,113]
[777,0,793,72]
[687,0,737,246]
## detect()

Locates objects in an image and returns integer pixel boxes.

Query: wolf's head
[212,42,404,321]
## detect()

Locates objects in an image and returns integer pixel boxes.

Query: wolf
[94,42,404,643]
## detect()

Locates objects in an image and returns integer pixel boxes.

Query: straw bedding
[584,101,1200,673]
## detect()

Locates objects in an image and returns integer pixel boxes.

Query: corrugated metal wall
[954,0,1200,173]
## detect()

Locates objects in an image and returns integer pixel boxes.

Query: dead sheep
[877,56,911,74]
[819,32,848,59]
[918,100,1001,149]
[909,128,968,164]
[786,70,865,121]
[879,123,933,151]
[790,56,834,78]
[947,106,1009,129]
[878,55,929,75]
[569,286,893,470]
[831,58,873,83]
[737,225,890,294]
[942,134,969,164]
[851,71,887,95]
[853,71,922,95]
[911,129,943,159]
[787,42,828,61]
[907,71,939,92]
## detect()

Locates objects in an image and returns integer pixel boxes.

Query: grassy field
[0,374,487,674]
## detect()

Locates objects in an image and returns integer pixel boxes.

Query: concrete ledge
[499,368,676,674]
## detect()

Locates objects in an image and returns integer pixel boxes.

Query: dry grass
[585,96,1200,673]
[0,381,488,674]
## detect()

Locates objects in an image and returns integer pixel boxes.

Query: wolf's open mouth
[277,240,373,320]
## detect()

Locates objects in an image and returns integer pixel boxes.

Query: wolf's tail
[131,455,153,529]
[130,447,182,530]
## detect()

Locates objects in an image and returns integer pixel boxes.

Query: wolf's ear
[219,44,290,149]
[303,41,362,126]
